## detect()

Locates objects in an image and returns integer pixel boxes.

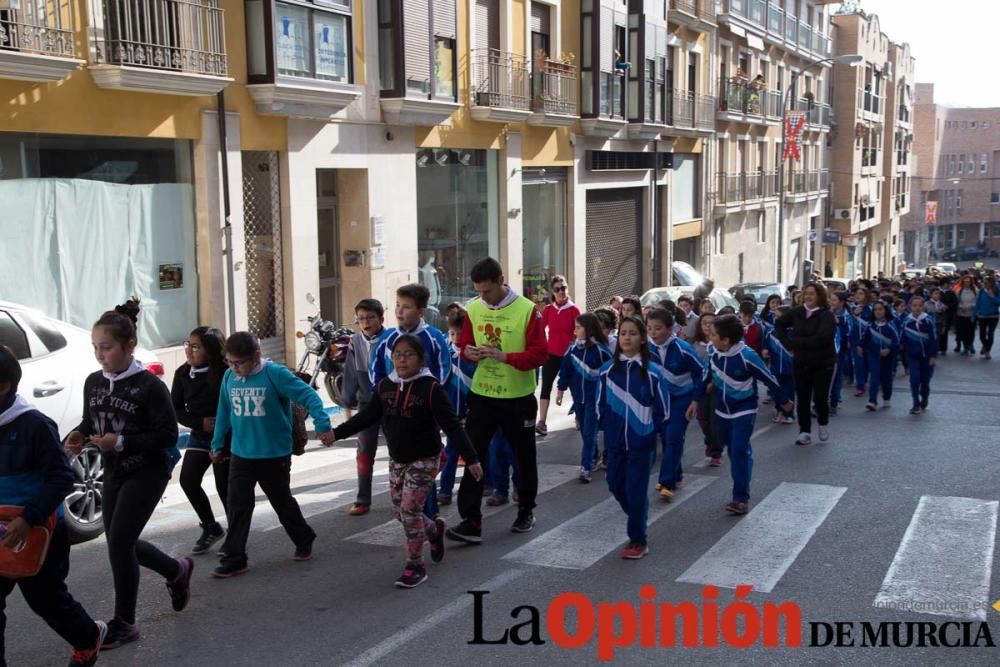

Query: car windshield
[640,288,682,307]
[734,284,782,304]
[672,263,704,287]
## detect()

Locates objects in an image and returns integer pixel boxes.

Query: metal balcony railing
[695,94,715,130]
[671,0,697,14]
[532,58,577,116]
[697,0,716,22]
[786,169,829,194]
[91,0,228,75]
[717,171,779,204]
[673,89,695,128]
[0,0,76,57]
[471,48,531,111]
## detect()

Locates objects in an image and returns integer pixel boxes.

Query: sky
[840,0,997,108]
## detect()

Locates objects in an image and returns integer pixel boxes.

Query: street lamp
[776,53,863,284]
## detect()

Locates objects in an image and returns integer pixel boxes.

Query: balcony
[0,1,83,81]
[527,58,578,128]
[786,169,829,196]
[581,70,627,137]
[670,0,716,29]
[697,0,717,25]
[470,49,531,124]
[696,94,715,131]
[88,0,232,96]
[718,77,780,124]
[717,171,779,205]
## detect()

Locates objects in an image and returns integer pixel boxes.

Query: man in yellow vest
[445,258,549,543]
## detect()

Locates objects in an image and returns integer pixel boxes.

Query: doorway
[316,170,341,321]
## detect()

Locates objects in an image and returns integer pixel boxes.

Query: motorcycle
[295,293,354,407]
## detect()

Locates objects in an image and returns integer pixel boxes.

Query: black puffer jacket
[774,306,837,368]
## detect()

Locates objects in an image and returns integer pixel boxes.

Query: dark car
[729,283,790,310]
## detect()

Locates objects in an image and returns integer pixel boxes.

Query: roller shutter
[585,188,644,310]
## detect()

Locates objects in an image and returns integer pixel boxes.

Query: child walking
[0,346,106,666]
[902,296,937,414]
[850,288,874,396]
[646,309,705,502]
[171,326,230,554]
[597,316,668,559]
[439,310,477,505]
[860,302,900,411]
[65,301,192,649]
[211,332,334,578]
[704,315,793,515]
[332,335,482,588]
[762,306,796,425]
[555,313,613,483]
[830,292,853,414]
[692,313,723,466]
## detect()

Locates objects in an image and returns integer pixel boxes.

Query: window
[993,224,1000,237]
[275,0,352,82]
[961,121,968,129]
[992,193,1000,205]
[434,36,455,98]
[945,121,951,129]
[715,219,725,255]
[985,120,991,129]
[957,189,963,213]
[522,168,567,303]
[958,154,964,174]
[920,191,927,205]
[982,154,989,174]
[972,121,977,128]
[959,228,966,242]
[672,153,701,221]
[968,156,975,173]
[0,312,30,360]
[757,210,766,244]
[17,310,67,354]
[378,0,457,101]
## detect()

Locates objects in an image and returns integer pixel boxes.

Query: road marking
[502,474,716,570]
[344,464,579,547]
[343,569,525,667]
[676,482,847,593]
[874,495,998,621]
[693,419,779,468]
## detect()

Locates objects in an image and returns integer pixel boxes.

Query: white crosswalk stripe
[502,474,716,570]
[874,495,998,621]
[343,464,579,547]
[676,482,847,593]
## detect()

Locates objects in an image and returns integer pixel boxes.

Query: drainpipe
[652,139,661,286]
[217,91,237,334]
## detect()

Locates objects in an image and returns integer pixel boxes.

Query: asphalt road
[7,353,1000,666]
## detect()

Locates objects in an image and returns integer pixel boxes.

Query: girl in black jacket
[331,335,482,589]
[65,301,192,650]
[775,283,838,446]
[171,326,229,554]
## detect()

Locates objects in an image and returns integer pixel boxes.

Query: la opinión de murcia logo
[468,586,996,660]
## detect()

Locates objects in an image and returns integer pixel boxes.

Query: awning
[730,25,746,37]
[747,33,766,51]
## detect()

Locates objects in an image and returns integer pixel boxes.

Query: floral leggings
[389,455,441,566]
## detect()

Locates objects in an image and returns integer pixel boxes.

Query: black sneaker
[430,517,446,563]
[910,406,922,415]
[101,617,139,650]
[69,621,107,666]
[921,398,929,410]
[191,522,225,555]
[511,511,535,533]
[445,520,482,544]
[294,542,313,562]
[212,560,249,578]
[166,557,194,612]
[395,564,428,589]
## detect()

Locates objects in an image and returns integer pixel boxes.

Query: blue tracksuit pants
[716,412,757,503]
[829,361,842,407]
[867,352,896,403]
[907,356,934,408]
[576,404,599,472]
[488,433,517,497]
[606,444,656,546]
[853,347,868,388]
[658,395,694,489]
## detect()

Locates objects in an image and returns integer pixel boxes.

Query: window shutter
[529,2,550,35]
[433,0,456,39]
[475,0,499,52]
[403,0,430,91]
[599,5,613,71]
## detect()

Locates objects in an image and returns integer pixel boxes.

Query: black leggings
[978,317,998,353]
[180,449,230,526]
[793,362,835,434]
[956,316,976,351]
[538,354,563,400]
[103,463,181,624]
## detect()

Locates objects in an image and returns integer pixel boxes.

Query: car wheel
[64,445,105,543]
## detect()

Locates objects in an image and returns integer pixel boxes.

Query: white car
[928,263,957,274]
[640,286,739,312]
[0,302,164,542]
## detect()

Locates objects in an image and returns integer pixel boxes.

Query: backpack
[263,364,311,456]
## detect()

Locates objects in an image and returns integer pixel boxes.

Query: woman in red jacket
[535,275,580,436]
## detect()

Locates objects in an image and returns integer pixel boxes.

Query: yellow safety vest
[466,295,538,398]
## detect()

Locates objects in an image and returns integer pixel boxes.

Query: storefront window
[522,169,568,306]
[672,153,701,222]
[416,149,499,327]
[0,133,197,349]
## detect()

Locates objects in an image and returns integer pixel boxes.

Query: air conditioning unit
[834,208,853,220]
[860,195,872,206]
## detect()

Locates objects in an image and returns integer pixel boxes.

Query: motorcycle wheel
[324,369,345,407]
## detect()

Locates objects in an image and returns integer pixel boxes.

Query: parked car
[902,268,926,278]
[928,263,958,274]
[819,277,849,294]
[729,283,790,310]
[941,248,984,262]
[640,286,738,312]
[0,302,164,542]
[671,261,706,287]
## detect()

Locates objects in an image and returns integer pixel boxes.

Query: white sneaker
[865,402,877,412]
[818,425,829,442]
[781,416,796,424]
[795,432,812,446]
[880,400,891,410]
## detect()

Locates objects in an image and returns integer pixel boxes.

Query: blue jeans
[867,352,896,403]
[576,405,600,472]
[716,412,757,503]
[606,445,655,545]
[438,438,459,497]
[908,356,934,407]
[658,396,694,488]
[829,360,842,407]
[488,433,517,497]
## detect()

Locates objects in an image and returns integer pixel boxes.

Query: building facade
[901,83,1000,267]
[712,0,836,287]
[828,9,913,279]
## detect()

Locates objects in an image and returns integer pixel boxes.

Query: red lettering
[701,585,719,647]
[597,602,637,661]
[639,585,656,647]
[720,585,760,648]
[546,593,594,649]
[762,601,802,647]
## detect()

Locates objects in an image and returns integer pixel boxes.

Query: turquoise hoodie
[212,361,331,459]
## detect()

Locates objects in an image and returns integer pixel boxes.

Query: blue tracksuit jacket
[446,343,476,418]
[370,320,452,387]
[707,342,788,419]
[648,337,706,403]
[861,319,900,356]
[557,340,614,410]
[597,356,668,450]
[901,314,938,359]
